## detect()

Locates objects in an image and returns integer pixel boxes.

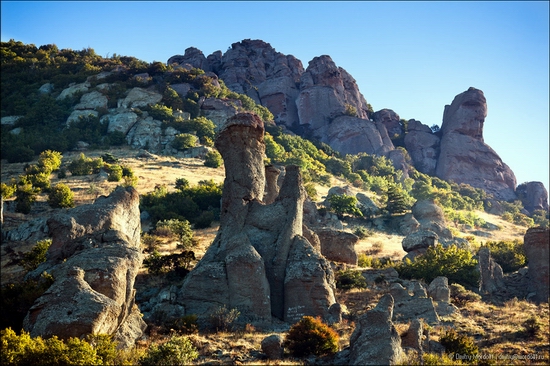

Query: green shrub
[520,315,544,340]
[20,239,51,271]
[47,183,74,208]
[0,327,102,365]
[156,219,195,249]
[327,194,363,218]
[204,150,222,168]
[336,269,367,290]
[15,183,38,214]
[138,334,198,366]
[395,244,479,288]
[143,250,195,276]
[449,283,481,307]
[284,316,339,357]
[208,305,240,332]
[482,240,526,273]
[170,314,199,334]
[194,210,215,229]
[37,150,62,174]
[107,164,123,182]
[68,153,103,176]
[171,133,197,151]
[439,327,478,361]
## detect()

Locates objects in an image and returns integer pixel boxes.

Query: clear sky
[2,1,549,193]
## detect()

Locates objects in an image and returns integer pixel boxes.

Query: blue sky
[2,1,549,193]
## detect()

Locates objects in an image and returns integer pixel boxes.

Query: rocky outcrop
[404,119,440,175]
[200,97,240,130]
[177,113,337,325]
[74,91,108,110]
[436,87,517,200]
[119,87,162,109]
[524,227,550,303]
[349,294,404,365]
[412,199,452,239]
[516,182,549,214]
[478,246,506,295]
[316,228,359,265]
[22,187,145,348]
[372,109,402,138]
[390,282,440,325]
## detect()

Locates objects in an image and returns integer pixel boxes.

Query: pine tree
[385,184,410,215]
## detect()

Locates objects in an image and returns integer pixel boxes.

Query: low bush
[208,305,240,332]
[204,150,222,168]
[20,239,51,271]
[284,316,339,357]
[336,269,367,290]
[47,183,74,208]
[482,240,526,273]
[138,334,198,366]
[155,219,195,249]
[0,327,103,365]
[395,244,479,288]
[449,283,481,307]
[439,327,478,361]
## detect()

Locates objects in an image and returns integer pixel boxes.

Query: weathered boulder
[401,319,424,354]
[427,276,451,303]
[524,227,550,303]
[412,199,452,239]
[56,82,90,100]
[405,119,440,175]
[66,110,98,126]
[436,88,517,200]
[402,229,438,253]
[177,113,337,325]
[261,334,284,360]
[516,182,549,214]
[119,87,162,109]
[478,246,506,296]
[316,228,359,265]
[372,109,402,137]
[349,294,404,365]
[167,47,209,70]
[23,187,145,348]
[125,117,163,151]
[356,193,381,218]
[74,91,108,110]
[1,116,23,125]
[102,110,139,135]
[38,83,54,94]
[324,115,394,156]
[390,282,440,325]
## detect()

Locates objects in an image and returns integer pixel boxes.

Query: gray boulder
[349,294,404,365]
[516,182,549,214]
[390,282,440,325]
[74,91,108,110]
[23,187,145,348]
[316,228,359,265]
[261,334,284,360]
[120,87,162,109]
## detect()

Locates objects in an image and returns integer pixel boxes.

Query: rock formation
[22,186,146,349]
[516,182,549,214]
[436,87,517,200]
[389,282,440,325]
[348,294,404,365]
[478,246,507,296]
[177,113,337,325]
[404,119,440,175]
[524,227,550,303]
[316,228,359,265]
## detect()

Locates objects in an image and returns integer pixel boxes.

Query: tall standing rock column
[436,87,517,200]
[524,227,550,303]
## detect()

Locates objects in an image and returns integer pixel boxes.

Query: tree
[48,183,75,208]
[15,182,38,214]
[156,219,195,249]
[385,184,411,215]
[1,181,16,225]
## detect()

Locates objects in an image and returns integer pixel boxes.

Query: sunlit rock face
[436,87,517,201]
[177,112,338,326]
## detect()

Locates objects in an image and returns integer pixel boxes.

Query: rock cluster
[22,186,146,348]
[176,113,338,325]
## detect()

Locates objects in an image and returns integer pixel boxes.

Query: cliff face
[168,39,394,157]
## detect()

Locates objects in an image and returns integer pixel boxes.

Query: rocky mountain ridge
[167,39,546,205]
